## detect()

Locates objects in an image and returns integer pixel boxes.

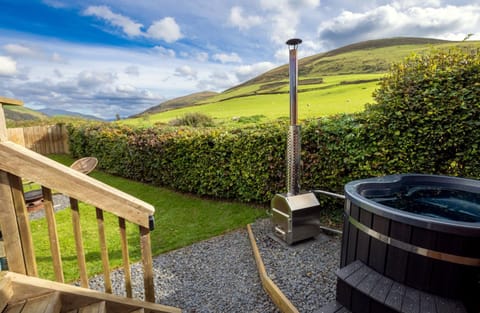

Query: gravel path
[87,218,341,313]
[28,192,341,311]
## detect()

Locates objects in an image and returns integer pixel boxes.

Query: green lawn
[31,154,267,282]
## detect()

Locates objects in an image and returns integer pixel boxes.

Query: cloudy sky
[0,0,478,119]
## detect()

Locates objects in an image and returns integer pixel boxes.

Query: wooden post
[0,97,24,142]
[8,174,37,277]
[70,198,89,288]
[0,98,28,275]
[0,104,7,142]
[0,171,27,274]
[96,208,112,293]
[140,225,155,303]
[43,186,64,283]
[118,217,132,298]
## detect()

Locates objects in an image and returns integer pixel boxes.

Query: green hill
[133,91,218,117]
[4,105,99,128]
[4,105,47,121]
[122,37,480,127]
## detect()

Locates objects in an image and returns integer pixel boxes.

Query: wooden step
[79,301,106,313]
[2,271,180,313]
[0,272,13,312]
[336,260,467,313]
[4,292,61,313]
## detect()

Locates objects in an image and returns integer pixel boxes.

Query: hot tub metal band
[348,215,480,266]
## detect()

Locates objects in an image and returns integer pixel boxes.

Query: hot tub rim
[344,173,480,236]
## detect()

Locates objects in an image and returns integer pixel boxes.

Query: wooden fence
[7,124,69,154]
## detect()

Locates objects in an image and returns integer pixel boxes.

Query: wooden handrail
[0,97,24,106]
[0,170,156,303]
[0,102,157,304]
[0,141,153,228]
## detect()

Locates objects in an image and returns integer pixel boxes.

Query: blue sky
[0,0,478,119]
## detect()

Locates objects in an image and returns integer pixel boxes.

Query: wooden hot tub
[341,174,480,312]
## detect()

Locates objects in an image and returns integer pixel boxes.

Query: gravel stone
[29,194,71,220]
[86,218,341,313]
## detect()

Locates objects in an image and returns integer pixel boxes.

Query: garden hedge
[68,48,480,204]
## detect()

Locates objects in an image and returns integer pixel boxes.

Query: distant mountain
[133,91,218,117]
[38,108,104,121]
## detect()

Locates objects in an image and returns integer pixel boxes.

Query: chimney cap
[286,38,302,46]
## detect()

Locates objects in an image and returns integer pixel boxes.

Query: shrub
[362,48,480,177]
[169,112,215,127]
[67,48,480,204]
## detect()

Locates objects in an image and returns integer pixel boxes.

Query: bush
[169,112,215,127]
[67,48,480,204]
[362,48,480,176]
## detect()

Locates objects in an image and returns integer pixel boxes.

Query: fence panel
[7,125,69,154]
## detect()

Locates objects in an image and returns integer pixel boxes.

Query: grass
[121,74,383,127]
[120,41,480,129]
[31,154,267,282]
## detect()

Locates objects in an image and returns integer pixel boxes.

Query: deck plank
[314,301,347,313]
[418,291,436,313]
[384,281,406,312]
[345,264,370,287]
[401,287,420,313]
[356,266,381,295]
[336,260,363,281]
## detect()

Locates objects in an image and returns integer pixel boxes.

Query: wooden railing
[0,98,156,303]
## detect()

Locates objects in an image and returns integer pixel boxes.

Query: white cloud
[84,5,143,37]
[212,52,242,64]
[229,6,262,30]
[83,6,183,43]
[146,17,183,43]
[152,46,176,58]
[42,0,67,8]
[3,44,37,57]
[77,70,117,89]
[124,65,140,76]
[392,0,441,9]
[174,65,197,80]
[51,52,66,63]
[234,61,276,82]
[289,0,320,8]
[258,0,319,45]
[116,84,136,94]
[318,4,480,48]
[53,69,63,78]
[0,56,17,75]
[197,71,237,91]
[196,52,209,62]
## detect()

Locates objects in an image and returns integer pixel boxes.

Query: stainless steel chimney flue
[270,38,322,245]
[286,38,302,196]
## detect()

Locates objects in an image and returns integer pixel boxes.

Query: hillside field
[122,73,383,127]
[123,39,480,128]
